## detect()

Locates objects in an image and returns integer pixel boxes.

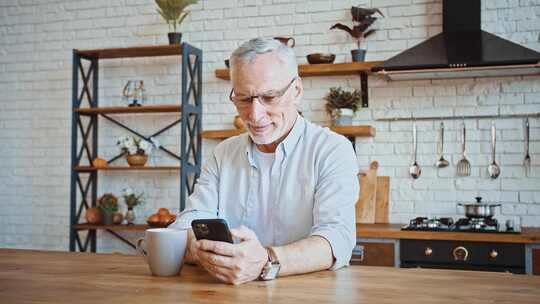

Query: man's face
[230,51,302,147]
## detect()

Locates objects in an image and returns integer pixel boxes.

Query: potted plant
[155,0,198,45]
[123,188,145,225]
[117,136,154,167]
[330,6,384,62]
[324,87,361,126]
[98,193,119,225]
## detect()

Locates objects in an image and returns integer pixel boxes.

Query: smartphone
[191,218,233,244]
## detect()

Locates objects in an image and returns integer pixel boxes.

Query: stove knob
[424,247,433,256]
[452,246,469,261]
[489,249,498,259]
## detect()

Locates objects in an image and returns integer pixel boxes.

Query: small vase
[126,154,148,167]
[125,208,135,225]
[351,49,366,62]
[168,32,182,45]
[333,108,354,126]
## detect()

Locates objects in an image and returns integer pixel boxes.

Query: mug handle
[287,37,295,48]
[136,238,148,263]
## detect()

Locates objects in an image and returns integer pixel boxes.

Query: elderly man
[170,37,358,284]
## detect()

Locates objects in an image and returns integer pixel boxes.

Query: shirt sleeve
[169,152,220,230]
[310,136,359,270]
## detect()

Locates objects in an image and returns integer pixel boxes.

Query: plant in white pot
[122,188,145,225]
[324,87,361,126]
[330,6,384,62]
[155,0,198,45]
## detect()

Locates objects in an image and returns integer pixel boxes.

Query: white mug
[136,228,188,276]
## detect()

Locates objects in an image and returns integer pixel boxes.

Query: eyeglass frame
[229,77,298,109]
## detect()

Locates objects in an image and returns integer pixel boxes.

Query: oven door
[400,239,525,274]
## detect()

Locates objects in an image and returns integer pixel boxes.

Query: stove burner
[455,217,499,231]
[402,216,519,233]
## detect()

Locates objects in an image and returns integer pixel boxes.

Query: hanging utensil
[409,121,421,179]
[435,121,449,168]
[456,121,471,177]
[524,117,531,177]
[488,120,501,179]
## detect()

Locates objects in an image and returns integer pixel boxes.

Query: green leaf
[156,8,172,22]
[177,11,190,26]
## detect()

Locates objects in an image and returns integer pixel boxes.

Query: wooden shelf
[75,104,182,115]
[215,61,384,80]
[75,166,180,172]
[75,45,183,59]
[201,125,375,139]
[74,224,149,231]
[201,129,246,139]
[329,125,376,137]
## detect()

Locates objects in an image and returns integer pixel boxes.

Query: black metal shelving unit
[69,44,202,252]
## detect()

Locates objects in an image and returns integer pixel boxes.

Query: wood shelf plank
[215,61,384,80]
[74,224,149,231]
[75,45,183,59]
[330,125,376,137]
[201,125,375,139]
[201,129,246,139]
[75,104,181,114]
[75,166,180,172]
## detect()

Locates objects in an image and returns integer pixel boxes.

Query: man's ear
[291,77,303,106]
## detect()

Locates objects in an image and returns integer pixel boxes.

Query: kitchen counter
[1,249,540,304]
[357,223,540,244]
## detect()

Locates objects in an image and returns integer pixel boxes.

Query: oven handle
[452,246,469,261]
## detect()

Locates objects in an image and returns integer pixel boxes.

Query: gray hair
[229,37,298,77]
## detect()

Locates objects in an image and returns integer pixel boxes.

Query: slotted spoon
[457,122,471,177]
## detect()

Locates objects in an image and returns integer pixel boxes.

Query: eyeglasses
[229,77,297,109]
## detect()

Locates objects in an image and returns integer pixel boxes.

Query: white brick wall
[0,0,539,253]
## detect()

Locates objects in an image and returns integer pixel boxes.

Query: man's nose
[248,97,267,121]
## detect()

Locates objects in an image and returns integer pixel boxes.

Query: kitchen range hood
[372,0,540,80]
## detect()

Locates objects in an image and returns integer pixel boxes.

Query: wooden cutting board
[356,161,378,224]
[375,176,390,223]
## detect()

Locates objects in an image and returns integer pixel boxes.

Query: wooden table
[1,249,539,304]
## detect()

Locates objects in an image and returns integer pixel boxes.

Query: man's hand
[195,225,267,285]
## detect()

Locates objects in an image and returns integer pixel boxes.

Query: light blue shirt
[170,115,359,270]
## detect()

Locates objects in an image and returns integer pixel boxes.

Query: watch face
[261,264,280,280]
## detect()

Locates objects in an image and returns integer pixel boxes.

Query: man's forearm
[271,235,333,277]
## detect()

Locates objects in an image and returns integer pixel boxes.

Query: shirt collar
[245,113,305,165]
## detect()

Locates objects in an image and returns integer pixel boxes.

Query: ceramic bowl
[306,53,336,64]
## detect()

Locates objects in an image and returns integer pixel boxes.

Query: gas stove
[401,216,520,233]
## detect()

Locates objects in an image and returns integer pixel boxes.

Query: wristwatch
[260,247,281,280]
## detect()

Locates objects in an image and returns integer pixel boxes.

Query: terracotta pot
[126,154,148,167]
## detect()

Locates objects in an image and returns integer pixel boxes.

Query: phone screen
[191,219,233,243]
